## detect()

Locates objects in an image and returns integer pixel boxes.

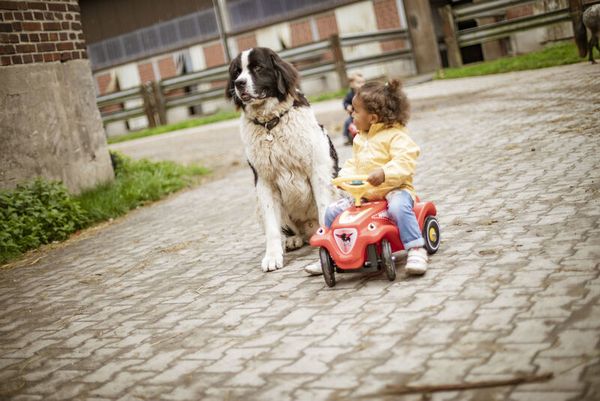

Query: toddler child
[306,79,428,275]
[342,73,365,145]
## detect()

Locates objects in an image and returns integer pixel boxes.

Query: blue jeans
[324,190,424,249]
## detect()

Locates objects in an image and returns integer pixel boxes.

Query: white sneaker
[304,262,323,276]
[406,248,428,275]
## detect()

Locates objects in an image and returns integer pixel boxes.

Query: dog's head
[225,47,299,108]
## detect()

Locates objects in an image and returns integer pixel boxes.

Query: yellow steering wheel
[332,175,373,207]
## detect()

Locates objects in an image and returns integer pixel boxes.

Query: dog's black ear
[270,50,298,101]
[225,55,243,109]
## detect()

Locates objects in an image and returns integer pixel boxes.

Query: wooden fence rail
[438,0,598,68]
[97,28,412,129]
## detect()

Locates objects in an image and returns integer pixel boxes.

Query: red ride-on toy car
[310,176,440,287]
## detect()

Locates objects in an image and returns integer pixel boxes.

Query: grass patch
[0,152,209,265]
[308,89,347,103]
[435,41,597,80]
[107,110,240,144]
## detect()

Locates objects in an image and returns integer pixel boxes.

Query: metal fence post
[439,5,463,68]
[330,34,348,90]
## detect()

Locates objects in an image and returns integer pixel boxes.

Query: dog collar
[252,107,292,131]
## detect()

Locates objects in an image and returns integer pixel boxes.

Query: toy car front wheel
[381,239,396,281]
[423,216,440,254]
[319,247,335,287]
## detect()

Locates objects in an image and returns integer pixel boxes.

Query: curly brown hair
[355,79,410,126]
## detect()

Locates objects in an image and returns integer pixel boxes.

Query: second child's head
[352,79,410,132]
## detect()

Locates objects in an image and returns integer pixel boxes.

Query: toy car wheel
[381,239,396,281]
[319,247,335,287]
[423,216,440,255]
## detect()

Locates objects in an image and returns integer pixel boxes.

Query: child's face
[352,96,378,132]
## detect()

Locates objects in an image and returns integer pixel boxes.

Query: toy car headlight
[368,223,376,231]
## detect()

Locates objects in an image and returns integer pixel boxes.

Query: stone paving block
[1,63,599,400]
[90,371,154,398]
[540,329,599,358]
[279,346,346,374]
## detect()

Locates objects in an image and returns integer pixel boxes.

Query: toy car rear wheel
[319,247,335,287]
[381,239,396,281]
[423,216,440,255]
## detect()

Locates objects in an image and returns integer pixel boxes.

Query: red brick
[316,13,338,40]
[70,21,80,30]
[236,33,257,52]
[68,32,75,39]
[61,21,68,29]
[49,32,58,40]
[203,42,225,68]
[67,3,80,12]
[29,32,39,41]
[33,53,42,62]
[36,42,55,52]
[138,61,156,83]
[1,55,11,65]
[22,21,41,30]
[28,2,48,11]
[65,13,72,20]
[60,51,71,61]
[22,53,32,62]
[0,44,15,54]
[0,22,12,32]
[48,3,67,12]
[506,4,534,19]
[39,32,48,41]
[12,11,23,20]
[42,21,60,31]
[374,0,401,30]
[290,20,312,47]
[23,11,32,19]
[157,56,177,78]
[56,41,73,51]
[19,32,26,40]
[16,43,35,52]
[1,32,18,42]
[0,1,20,11]
[11,54,22,63]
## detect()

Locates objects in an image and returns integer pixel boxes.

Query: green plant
[76,152,209,225]
[0,151,209,265]
[0,179,87,264]
[435,42,597,80]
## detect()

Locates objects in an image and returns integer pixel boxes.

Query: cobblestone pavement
[1,63,599,401]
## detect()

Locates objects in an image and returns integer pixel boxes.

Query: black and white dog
[226,47,338,272]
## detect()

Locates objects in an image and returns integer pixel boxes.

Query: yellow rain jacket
[339,122,420,200]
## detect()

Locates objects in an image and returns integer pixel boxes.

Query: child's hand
[367,169,385,186]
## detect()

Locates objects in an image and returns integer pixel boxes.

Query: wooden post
[438,5,463,68]
[402,0,441,73]
[151,80,167,126]
[569,0,587,57]
[141,82,158,128]
[330,34,348,90]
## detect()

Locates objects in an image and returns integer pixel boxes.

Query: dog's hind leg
[281,218,304,251]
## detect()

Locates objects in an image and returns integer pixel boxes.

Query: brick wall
[290,19,313,47]
[315,13,338,40]
[236,33,257,53]
[373,0,406,52]
[0,0,87,66]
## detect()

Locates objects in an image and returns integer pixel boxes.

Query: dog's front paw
[285,235,304,251]
[261,252,283,272]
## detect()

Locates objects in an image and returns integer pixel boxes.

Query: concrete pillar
[402,0,442,73]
